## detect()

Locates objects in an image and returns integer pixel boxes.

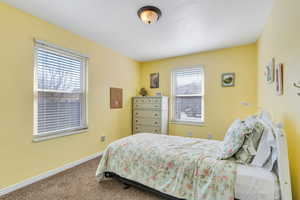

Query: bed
[102,165,280,200]
[96,119,292,200]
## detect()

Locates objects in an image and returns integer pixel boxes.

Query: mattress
[235,164,280,200]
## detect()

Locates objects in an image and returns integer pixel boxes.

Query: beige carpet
[0,158,161,200]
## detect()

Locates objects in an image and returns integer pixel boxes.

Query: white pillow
[244,115,258,126]
[251,111,278,171]
[250,125,271,167]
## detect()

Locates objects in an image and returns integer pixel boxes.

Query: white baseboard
[0,151,103,197]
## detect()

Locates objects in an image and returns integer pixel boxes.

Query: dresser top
[133,96,168,99]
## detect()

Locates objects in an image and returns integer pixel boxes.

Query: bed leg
[104,172,114,178]
[123,183,131,190]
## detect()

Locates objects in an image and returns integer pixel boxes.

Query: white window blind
[34,41,87,139]
[171,67,204,123]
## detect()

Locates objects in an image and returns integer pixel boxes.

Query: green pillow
[219,120,252,160]
[235,121,265,164]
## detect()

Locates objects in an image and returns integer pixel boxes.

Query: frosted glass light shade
[138,6,161,24]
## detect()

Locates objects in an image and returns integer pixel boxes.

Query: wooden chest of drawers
[132,96,168,134]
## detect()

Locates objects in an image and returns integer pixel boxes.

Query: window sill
[169,121,204,127]
[32,128,88,142]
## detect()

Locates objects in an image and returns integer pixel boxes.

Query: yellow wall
[2,0,299,197]
[0,3,140,189]
[140,44,257,140]
[257,0,300,198]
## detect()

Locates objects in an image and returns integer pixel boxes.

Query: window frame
[170,66,205,126]
[33,39,88,142]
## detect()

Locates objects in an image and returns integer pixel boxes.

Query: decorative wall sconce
[293,82,300,96]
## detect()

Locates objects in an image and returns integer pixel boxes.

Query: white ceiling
[2,0,273,61]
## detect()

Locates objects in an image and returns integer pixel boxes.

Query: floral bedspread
[96,133,236,200]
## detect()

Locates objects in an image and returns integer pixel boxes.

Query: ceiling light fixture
[137,6,162,24]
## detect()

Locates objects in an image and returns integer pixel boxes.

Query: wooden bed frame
[103,122,293,200]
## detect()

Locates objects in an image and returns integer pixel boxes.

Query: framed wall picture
[265,58,275,84]
[110,88,123,109]
[275,63,284,96]
[150,73,159,88]
[221,73,235,87]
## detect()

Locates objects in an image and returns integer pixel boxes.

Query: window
[33,40,88,141]
[171,67,204,124]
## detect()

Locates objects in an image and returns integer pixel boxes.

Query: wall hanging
[293,82,300,96]
[275,63,284,96]
[110,87,123,109]
[265,58,275,84]
[221,73,235,87]
[150,72,159,88]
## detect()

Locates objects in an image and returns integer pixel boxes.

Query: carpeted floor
[0,157,162,200]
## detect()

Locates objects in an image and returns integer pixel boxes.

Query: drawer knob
[155,122,158,124]
[136,120,138,122]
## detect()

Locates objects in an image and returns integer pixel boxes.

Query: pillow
[243,115,258,127]
[235,119,265,164]
[218,120,252,160]
[263,147,277,171]
[250,111,278,171]
[223,119,242,141]
[250,128,271,167]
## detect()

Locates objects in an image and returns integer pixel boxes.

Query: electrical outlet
[187,132,193,137]
[241,102,250,107]
[100,136,106,142]
[207,133,213,139]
